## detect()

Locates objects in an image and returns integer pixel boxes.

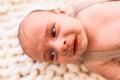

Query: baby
[18,0,120,80]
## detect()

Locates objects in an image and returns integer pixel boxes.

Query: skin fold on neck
[82,48,120,62]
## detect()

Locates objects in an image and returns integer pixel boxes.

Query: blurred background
[0,0,107,80]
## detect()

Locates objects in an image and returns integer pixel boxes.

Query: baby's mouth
[73,35,78,55]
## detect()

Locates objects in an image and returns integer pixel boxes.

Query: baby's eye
[51,27,56,37]
[50,51,55,61]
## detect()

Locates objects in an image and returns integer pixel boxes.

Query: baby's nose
[55,39,67,54]
[61,40,66,53]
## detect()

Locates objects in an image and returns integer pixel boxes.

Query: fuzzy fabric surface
[0,0,108,80]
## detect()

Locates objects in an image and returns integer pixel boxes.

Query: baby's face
[21,11,88,64]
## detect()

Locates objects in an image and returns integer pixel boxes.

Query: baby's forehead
[27,10,55,18]
[21,10,58,42]
[22,11,52,44]
[22,10,54,28]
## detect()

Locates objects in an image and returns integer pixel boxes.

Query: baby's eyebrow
[40,51,45,62]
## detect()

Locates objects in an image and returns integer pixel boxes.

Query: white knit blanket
[0,0,107,80]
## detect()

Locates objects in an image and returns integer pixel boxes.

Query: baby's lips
[73,35,78,55]
[71,35,78,55]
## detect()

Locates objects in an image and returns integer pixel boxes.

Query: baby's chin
[57,56,81,64]
[56,40,88,64]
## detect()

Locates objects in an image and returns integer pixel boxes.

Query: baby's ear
[54,7,66,14]
[54,7,74,16]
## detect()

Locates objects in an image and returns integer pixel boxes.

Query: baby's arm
[70,0,119,16]
[70,0,107,16]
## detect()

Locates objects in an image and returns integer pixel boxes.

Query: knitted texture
[0,0,107,80]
